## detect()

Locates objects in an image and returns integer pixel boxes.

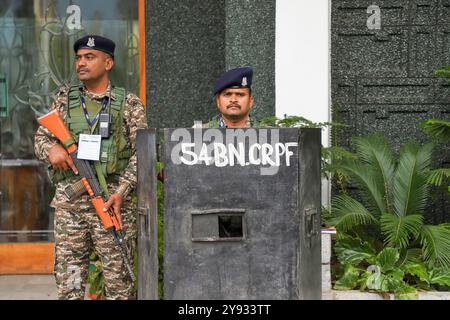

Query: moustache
[77,68,89,73]
[227,104,241,109]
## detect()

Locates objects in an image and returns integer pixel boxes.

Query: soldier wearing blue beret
[73,35,116,58]
[196,67,255,128]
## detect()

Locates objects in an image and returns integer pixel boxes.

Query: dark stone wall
[225,0,275,119]
[146,0,226,128]
[331,0,450,223]
[146,0,275,128]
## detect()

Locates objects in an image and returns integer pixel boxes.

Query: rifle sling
[94,160,110,199]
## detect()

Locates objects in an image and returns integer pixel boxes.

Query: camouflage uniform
[34,84,147,300]
[196,115,254,128]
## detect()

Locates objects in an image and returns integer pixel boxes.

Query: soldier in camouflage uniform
[195,67,255,129]
[34,35,147,300]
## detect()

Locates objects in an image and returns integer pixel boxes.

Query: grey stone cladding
[145,0,275,128]
[331,0,449,223]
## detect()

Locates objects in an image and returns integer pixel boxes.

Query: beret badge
[87,37,95,47]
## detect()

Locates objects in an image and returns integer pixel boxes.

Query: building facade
[0,0,448,274]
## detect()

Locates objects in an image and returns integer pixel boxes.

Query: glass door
[0,0,141,246]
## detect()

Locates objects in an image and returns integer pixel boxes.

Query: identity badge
[77,134,101,161]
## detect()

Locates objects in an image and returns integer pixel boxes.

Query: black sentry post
[163,128,322,299]
[298,128,322,299]
[136,129,158,300]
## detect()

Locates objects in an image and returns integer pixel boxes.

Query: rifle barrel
[110,229,136,282]
[71,151,104,197]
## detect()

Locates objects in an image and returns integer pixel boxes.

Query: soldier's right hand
[48,144,78,174]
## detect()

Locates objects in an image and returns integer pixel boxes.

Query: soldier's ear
[105,55,114,71]
[215,96,220,108]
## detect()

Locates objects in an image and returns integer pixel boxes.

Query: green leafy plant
[257,114,353,228]
[333,234,450,298]
[435,65,450,79]
[87,252,105,299]
[257,114,345,129]
[257,114,352,183]
[329,134,450,297]
[420,119,450,143]
[87,247,139,300]
[420,119,450,192]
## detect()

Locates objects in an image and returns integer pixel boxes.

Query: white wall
[275,0,330,147]
[276,0,331,206]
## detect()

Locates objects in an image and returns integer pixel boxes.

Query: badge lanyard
[79,94,110,197]
[80,95,108,130]
[219,116,226,128]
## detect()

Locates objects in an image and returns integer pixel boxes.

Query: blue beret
[74,35,115,57]
[214,67,253,95]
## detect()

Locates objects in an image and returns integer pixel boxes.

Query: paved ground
[0,275,58,300]
[3,275,448,300]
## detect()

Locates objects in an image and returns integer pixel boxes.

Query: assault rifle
[38,110,136,282]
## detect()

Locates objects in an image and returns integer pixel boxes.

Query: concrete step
[0,275,57,300]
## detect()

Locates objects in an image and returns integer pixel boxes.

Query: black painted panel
[163,128,321,299]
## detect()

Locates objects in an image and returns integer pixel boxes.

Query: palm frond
[435,66,450,79]
[352,135,396,210]
[393,142,434,217]
[380,214,423,249]
[322,146,358,164]
[419,119,450,142]
[330,195,378,232]
[427,168,450,187]
[439,223,450,230]
[419,225,450,269]
[325,145,357,158]
[321,147,356,179]
[340,160,386,215]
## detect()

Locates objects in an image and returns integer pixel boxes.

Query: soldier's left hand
[104,193,123,227]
